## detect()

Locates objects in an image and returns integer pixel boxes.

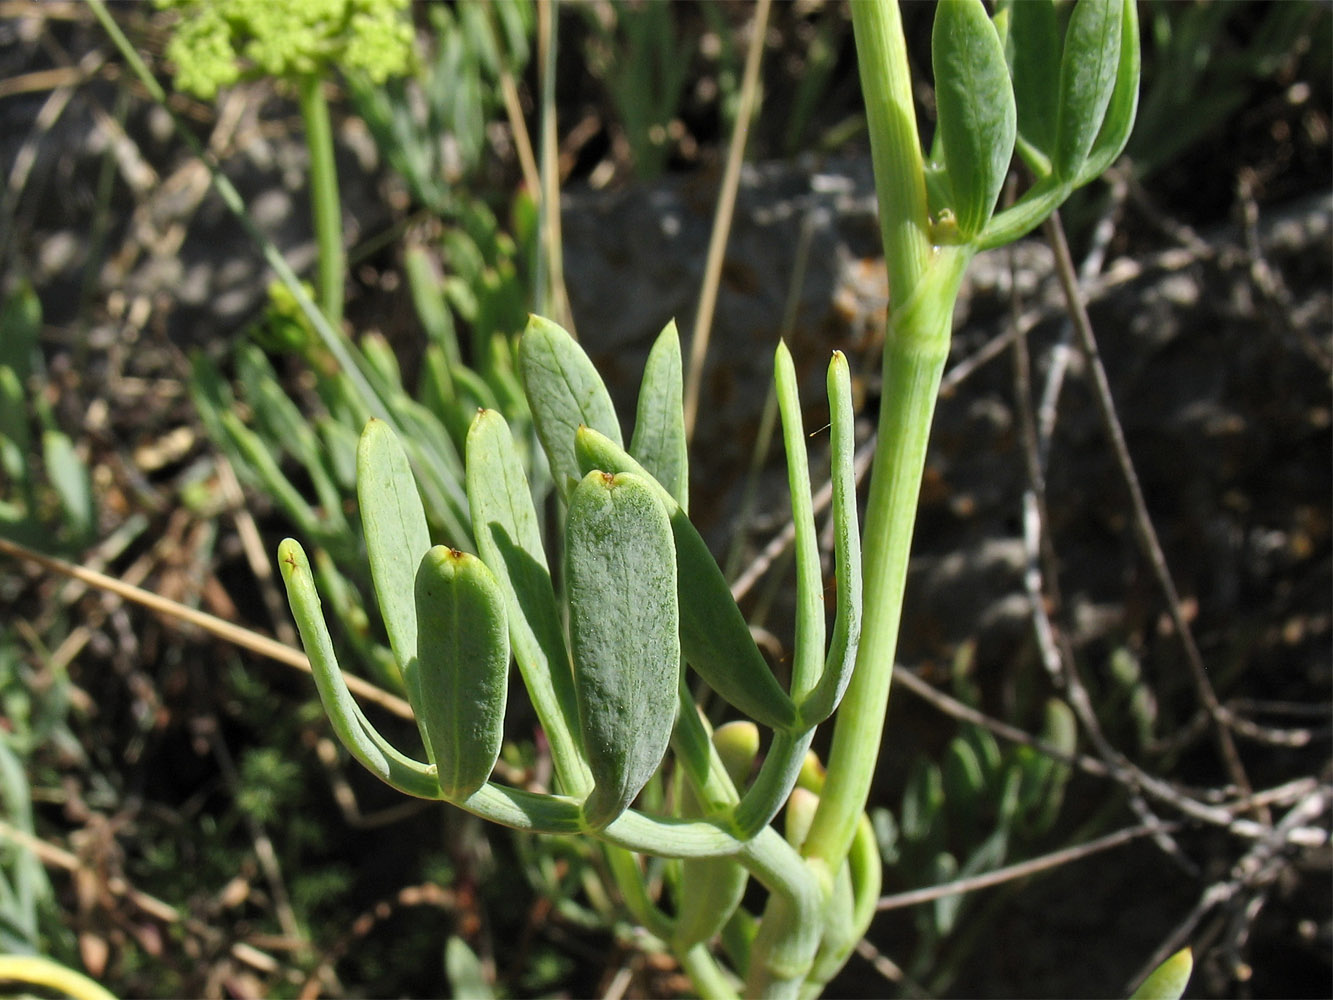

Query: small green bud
[711,720,761,790]
[784,786,821,851]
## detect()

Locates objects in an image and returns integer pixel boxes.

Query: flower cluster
[156,0,415,98]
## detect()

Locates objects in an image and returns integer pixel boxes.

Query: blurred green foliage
[0,285,94,552]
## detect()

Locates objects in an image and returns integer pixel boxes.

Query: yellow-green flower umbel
[157,0,415,99]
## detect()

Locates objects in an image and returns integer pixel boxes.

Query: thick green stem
[848,0,931,301]
[679,941,741,1000]
[802,246,969,874]
[800,0,948,875]
[738,829,824,1000]
[296,74,344,329]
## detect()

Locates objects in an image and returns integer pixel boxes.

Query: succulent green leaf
[360,331,404,390]
[445,936,495,1000]
[357,418,431,696]
[277,537,442,800]
[1002,0,1061,174]
[629,320,689,512]
[673,850,749,951]
[773,342,824,702]
[797,350,862,725]
[901,758,944,844]
[944,737,986,800]
[942,737,986,836]
[574,426,800,732]
[41,431,93,542]
[414,545,510,800]
[1017,697,1077,835]
[566,471,680,828]
[384,396,473,548]
[1129,948,1193,1000]
[466,408,589,794]
[405,247,462,367]
[1054,0,1124,182]
[1075,0,1140,185]
[221,409,324,542]
[932,0,1017,239]
[519,315,622,497]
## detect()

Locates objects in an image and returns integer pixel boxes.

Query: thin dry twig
[1128,784,1332,992]
[683,0,774,440]
[1043,210,1258,814]
[876,819,1183,912]
[0,817,283,977]
[0,535,413,719]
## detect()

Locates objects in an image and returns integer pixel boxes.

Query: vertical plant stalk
[802,0,953,872]
[296,74,344,330]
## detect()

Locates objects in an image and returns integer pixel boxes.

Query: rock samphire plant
[278,1,1160,997]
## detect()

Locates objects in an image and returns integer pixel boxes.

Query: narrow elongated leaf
[574,427,800,731]
[415,545,509,800]
[519,315,621,497]
[773,341,823,701]
[798,351,862,725]
[1003,0,1061,173]
[387,397,473,548]
[932,0,1017,239]
[1054,0,1123,181]
[466,408,589,792]
[629,320,689,511]
[566,471,679,828]
[358,419,431,696]
[221,410,324,543]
